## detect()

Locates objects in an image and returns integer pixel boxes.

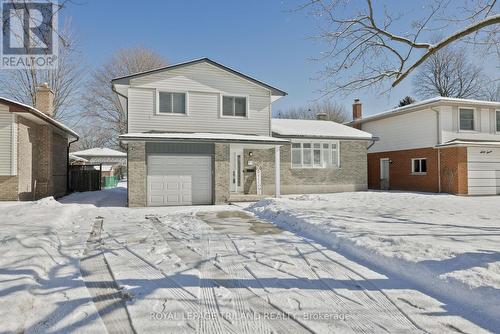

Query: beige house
[0,84,79,201]
[112,58,372,207]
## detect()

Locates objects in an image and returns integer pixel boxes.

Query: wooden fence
[69,165,102,192]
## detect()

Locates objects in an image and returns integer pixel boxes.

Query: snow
[271,118,373,139]
[71,147,127,157]
[248,191,500,331]
[1,187,499,333]
[69,153,88,162]
[120,132,290,144]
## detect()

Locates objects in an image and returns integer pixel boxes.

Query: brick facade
[244,140,368,195]
[126,140,368,207]
[127,141,147,207]
[0,176,18,200]
[367,147,468,195]
[439,147,468,195]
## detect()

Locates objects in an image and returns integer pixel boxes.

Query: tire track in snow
[80,218,137,334]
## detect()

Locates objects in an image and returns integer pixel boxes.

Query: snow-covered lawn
[248,191,500,330]
[1,186,499,333]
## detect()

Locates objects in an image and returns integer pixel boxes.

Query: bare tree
[413,46,486,99]
[480,80,500,101]
[82,46,168,147]
[397,96,416,107]
[275,100,349,123]
[71,125,114,151]
[0,22,83,122]
[301,0,499,95]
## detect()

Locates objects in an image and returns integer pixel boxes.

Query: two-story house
[112,58,373,207]
[351,97,500,195]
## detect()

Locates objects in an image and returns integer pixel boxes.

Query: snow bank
[248,192,500,329]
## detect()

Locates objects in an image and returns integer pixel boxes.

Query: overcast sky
[62,0,498,119]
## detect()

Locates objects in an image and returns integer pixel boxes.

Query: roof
[351,97,500,125]
[0,96,78,138]
[68,154,88,162]
[93,165,114,172]
[71,148,127,157]
[111,58,287,96]
[119,132,289,145]
[271,119,373,140]
[436,139,500,148]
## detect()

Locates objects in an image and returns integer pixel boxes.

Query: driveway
[85,207,488,333]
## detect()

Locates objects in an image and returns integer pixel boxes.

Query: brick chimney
[316,112,327,121]
[352,98,362,129]
[35,83,54,117]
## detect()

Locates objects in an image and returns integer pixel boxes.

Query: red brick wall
[439,147,468,195]
[368,148,439,192]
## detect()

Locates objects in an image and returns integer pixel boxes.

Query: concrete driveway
[78,206,493,334]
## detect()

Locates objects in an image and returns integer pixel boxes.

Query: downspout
[431,107,441,193]
[67,137,79,194]
[367,136,379,150]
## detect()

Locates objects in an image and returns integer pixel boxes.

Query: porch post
[275,145,281,197]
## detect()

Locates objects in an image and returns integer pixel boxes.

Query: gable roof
[271,118,373,140]
[111,58,287,96]
[71,148,127,157]
[351,97,500,125]
[0,96,78,139]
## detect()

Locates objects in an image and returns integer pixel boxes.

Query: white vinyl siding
[0,105,16,176]
[362,109,438,153]
[291,140,340,169]
[127,61,271,136]
[467,147,500,195]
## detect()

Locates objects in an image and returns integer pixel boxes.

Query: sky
[61,0,497,119]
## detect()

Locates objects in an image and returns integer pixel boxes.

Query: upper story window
[411,158,427,174]
[459,108,475,131]
[222,96,247,117]
[496,110,500,132]
[158,92,186,114]
[291,141,340,169]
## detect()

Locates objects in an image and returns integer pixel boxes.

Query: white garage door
[147,154,212,206]
[467,147,500,195]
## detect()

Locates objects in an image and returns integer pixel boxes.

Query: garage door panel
[147,154,212,206]
[467,147,500,195]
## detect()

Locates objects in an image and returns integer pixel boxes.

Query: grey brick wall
[214,143,230,204]
[244,140,368,195]
[127,141,147,207]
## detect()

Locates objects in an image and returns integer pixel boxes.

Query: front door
[230,148,244,193]
[380,158,390,190]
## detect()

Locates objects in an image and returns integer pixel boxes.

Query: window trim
[495,110,500,133]
[155,89,189,116]
[458,107,477,132]
[411,158,427,175]
[220,94,250,119]
[290,140,340,169]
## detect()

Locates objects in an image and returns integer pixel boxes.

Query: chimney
[316,112,327,121]
[352,98,362,129]
[35,83,54,117]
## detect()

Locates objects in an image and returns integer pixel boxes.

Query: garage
[147,154,212,206]
[467,146,500,195]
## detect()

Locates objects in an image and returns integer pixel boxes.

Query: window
[158,92,186,114]
[291,143,302,168]
[291,141,340,169]
[412,158,427,174]
[459,108,475,131]
[496,110,500,132]
[222,96,247,117]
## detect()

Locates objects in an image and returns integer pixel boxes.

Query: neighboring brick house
[350,97,500,195]
[0,84,79,201]
[111,58,373,207]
